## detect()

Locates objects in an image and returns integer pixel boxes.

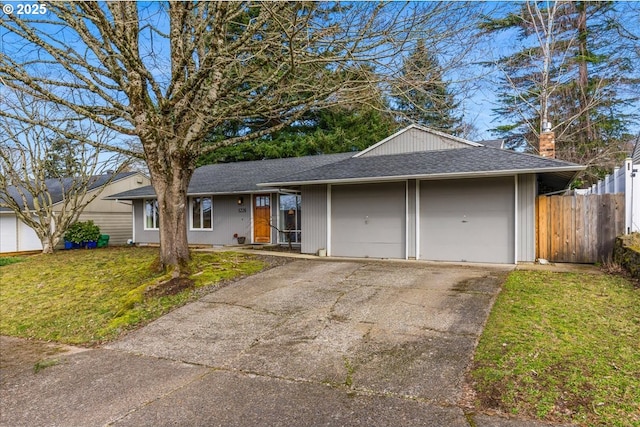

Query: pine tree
[482,1,638,181]
[43,137,82,178]
[392,39,462,134]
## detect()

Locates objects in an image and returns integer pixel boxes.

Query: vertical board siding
[301,185,327,254]
[407,180,416,258]
[190,195,251,245]
[360,127,469,156]
[537,194,625,263]
[517,175,536,262]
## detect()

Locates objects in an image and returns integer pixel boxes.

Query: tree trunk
[148,157,194,277]
[576,1,593,143]
[41,236,55,254]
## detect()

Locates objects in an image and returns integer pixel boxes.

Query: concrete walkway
[1,259,573,427]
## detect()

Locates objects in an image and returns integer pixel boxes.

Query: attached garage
[420,177,515,263]
[330,182,405,259]
[259,125,585,264]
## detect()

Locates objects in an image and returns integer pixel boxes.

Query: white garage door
[331,182,405,259]
[0,215,18,253]
[420,177,515,263]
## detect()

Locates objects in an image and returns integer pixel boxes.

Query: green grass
[0,247,266,345]
[471,270,640,427]
[0,256,26,266]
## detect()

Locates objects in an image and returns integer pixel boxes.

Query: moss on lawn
[0,247,266,345]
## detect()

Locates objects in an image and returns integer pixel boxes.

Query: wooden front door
[253,195,271,243]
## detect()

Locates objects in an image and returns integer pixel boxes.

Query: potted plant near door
[234,233,246,244]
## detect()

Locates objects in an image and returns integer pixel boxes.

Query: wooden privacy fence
[537,194,625,263]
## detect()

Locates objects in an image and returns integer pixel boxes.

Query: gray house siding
[201,195,251,245]
[330,182,406,259]
[300,185,327,255]
[133,199,158,244]
[359,127,471,157]
[407,180,417,258]
[419,177,515,263]
[517,174,537,262]
[133,195,255,246]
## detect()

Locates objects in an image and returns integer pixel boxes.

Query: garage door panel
[331,183,405,259]
[420,178,514,263]
[1,216,18,253]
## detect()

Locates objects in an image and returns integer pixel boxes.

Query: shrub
[64,220,101,244]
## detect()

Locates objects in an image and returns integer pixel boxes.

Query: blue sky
[1,0,638,143]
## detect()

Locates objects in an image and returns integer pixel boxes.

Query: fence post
[624,157,640,234]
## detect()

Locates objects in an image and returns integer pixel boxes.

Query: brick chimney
[539,130,555,158]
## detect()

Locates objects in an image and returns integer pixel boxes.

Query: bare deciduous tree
[0,1,479,277]
[0,94,127,254]
[482,0,638,179]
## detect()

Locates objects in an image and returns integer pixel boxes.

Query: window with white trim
[191,196,213,230]
[144,199,159,230]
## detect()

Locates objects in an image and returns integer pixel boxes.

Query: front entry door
[253,195,271,243]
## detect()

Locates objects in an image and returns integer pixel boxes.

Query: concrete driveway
[1,259,568,426]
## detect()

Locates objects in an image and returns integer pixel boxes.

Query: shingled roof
[107,153,353,199]
[259,146,584,191]
[1,172,137,212]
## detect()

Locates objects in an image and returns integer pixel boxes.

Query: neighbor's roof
[633,136,640,164]
[107,152,354,200]
[478,139,505,149]
[1,172,138,212]
[259,146,585,190]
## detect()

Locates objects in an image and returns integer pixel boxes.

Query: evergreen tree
[392,39,463,134]
[197,104,398,164]
[43,137,82,178]
[482,1,638,181]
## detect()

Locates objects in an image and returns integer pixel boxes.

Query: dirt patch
[0,336,87,383]
[255,245,302,254]
[145,277,195,298]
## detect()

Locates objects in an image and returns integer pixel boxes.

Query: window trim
[143,199,159,230]
[190,196,213,231]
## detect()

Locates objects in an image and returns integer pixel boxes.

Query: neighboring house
[0,172,150,253]
[574,136,640,233]
[109,125,584,264]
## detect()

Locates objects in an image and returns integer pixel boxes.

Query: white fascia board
[258,166,586,187]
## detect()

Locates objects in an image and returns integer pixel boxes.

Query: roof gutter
[103,188,281,201]
[257,165,586,187]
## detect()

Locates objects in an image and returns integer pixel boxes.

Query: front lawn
[0,247,266,345]
[471,270,640,427]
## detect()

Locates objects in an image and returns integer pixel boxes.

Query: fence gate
[536,194,625,263]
